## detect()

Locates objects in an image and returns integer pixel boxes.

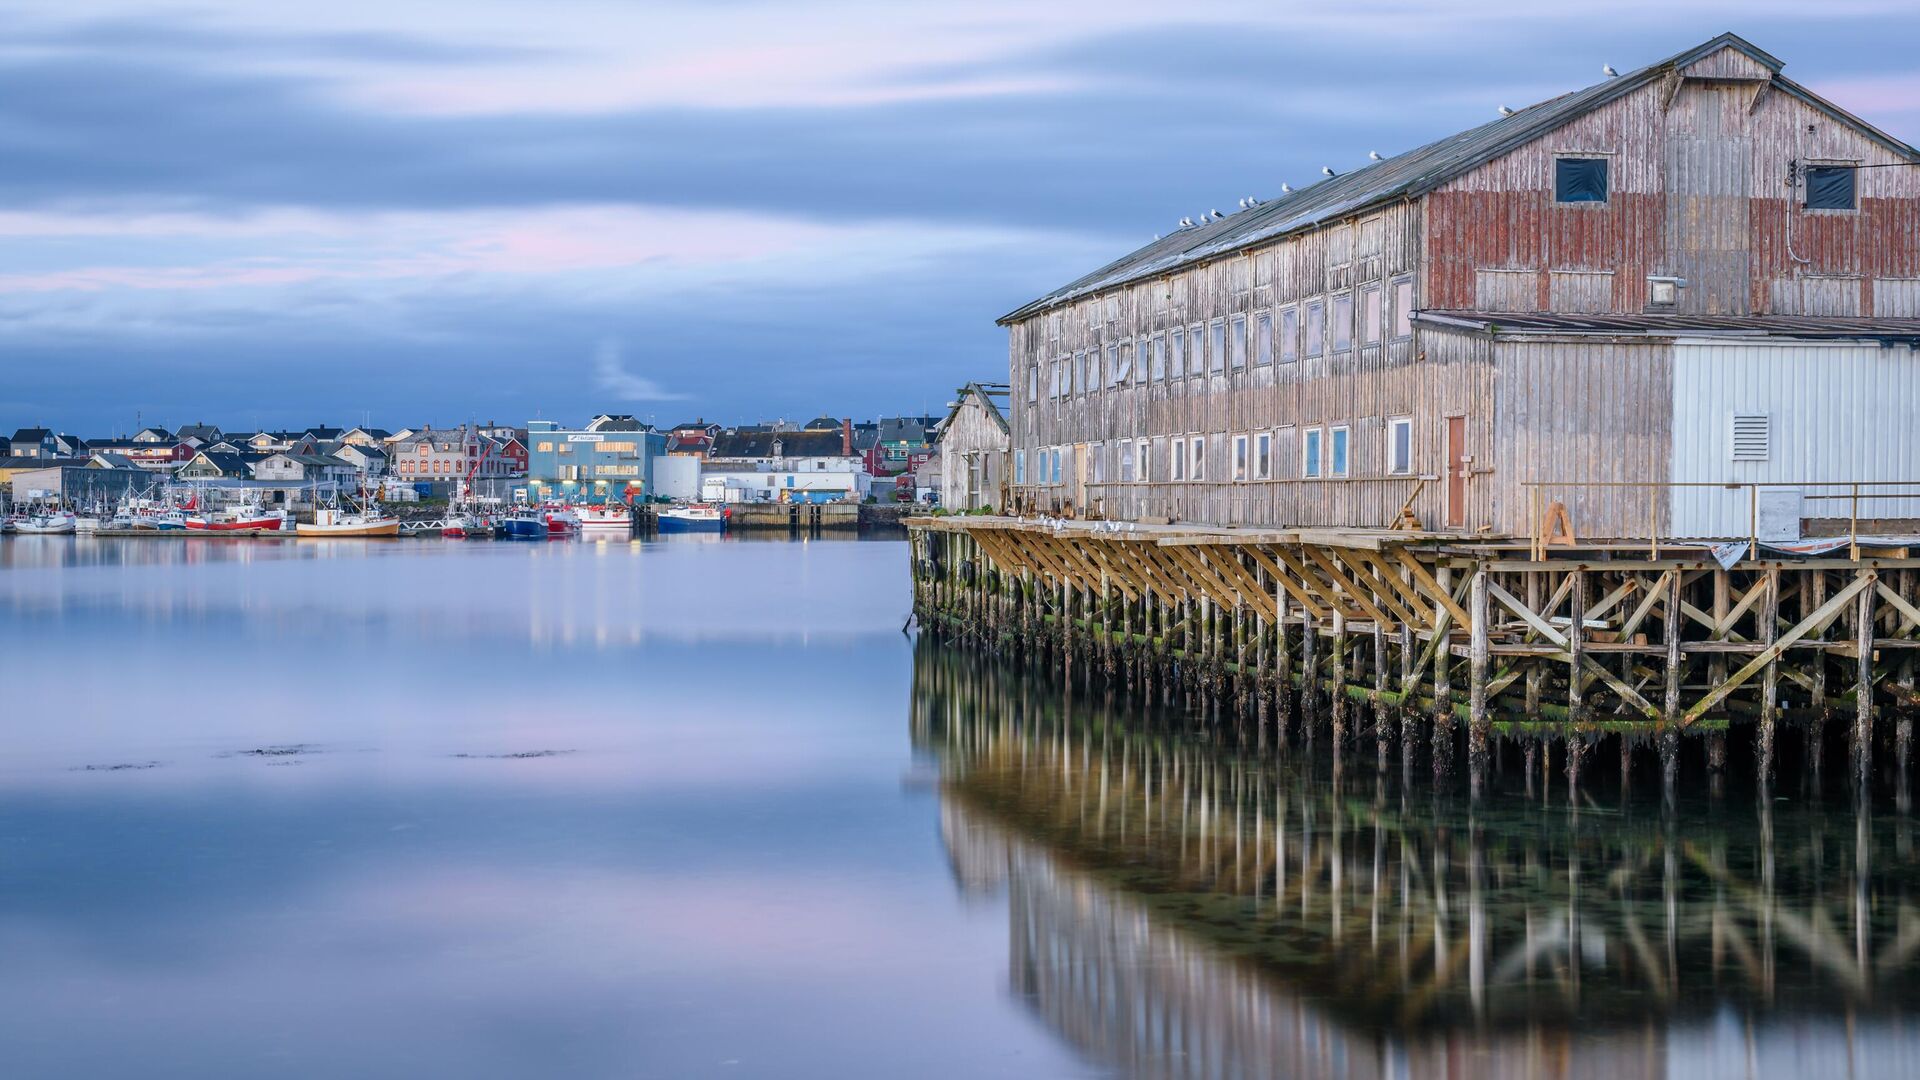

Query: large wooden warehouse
[1003,33,1920,542]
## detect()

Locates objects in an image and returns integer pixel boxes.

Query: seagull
[1603,64,1619,77]
[1369,151,1384,161]
[1179,216,1194,228]
[1322,166,1337,177]
[1280,183,1293,193]
[1498,105,1515,116]
[1209,209,1223,220]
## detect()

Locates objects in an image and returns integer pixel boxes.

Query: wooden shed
[1002,33,1920,542]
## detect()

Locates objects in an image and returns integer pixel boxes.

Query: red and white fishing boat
[541,503,581,536]
[185,503,291,532]
[578,502,631,534]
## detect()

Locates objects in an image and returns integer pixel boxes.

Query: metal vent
[1730,413,1770,462]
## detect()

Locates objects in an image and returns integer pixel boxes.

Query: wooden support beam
[1243,545,1330,620]
[1684,570,1875,726]
[1392,548,1472,629]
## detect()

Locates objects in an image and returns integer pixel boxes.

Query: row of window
[1025,280,1415,402]
[1014,418,1416,485]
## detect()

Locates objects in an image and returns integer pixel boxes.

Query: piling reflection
[914,639,1920,1078]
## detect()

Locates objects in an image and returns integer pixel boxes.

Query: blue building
[525,415,667,503]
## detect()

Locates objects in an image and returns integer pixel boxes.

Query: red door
[1445,416,1468,528]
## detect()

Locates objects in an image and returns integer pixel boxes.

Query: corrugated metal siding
[1669,340,1920,536]
[1490,337,1673,536]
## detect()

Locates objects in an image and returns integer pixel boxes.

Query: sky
[4,1,1919,436]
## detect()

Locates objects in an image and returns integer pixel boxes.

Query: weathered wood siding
[939,394,1009,511]
[1488,336,1674,537]
[1007,202,1485,529]
[1427,42,1920,317]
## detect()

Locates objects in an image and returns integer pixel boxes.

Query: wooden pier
[907,516,1920,789]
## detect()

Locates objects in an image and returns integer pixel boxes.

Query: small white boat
[297,507,400,537]
[74,516,104,533]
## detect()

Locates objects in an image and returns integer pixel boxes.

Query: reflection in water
[914,640,1920,1078]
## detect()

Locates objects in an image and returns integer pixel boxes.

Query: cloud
[590,340,686,402]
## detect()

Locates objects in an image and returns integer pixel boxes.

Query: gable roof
[186,451,258,475]
[710,428,848,459]
[1000,33,1920,325]
[939,382,1011,438]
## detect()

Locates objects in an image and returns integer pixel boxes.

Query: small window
[1805,166,1856,211]
[1026,364,1038,401]
[1255,312,1273,366]
[1168,329,1186,379]
[1361,285,1382,345]
[1088,348,1103,391]
[1280,307,1299,363]
[1303,428,1323,478]
[1731,413,1770,461]
[1051,449,1063,485]
[1330,426,1350,477]
[1332,295,1353,352]
[1150,335,1166,380]
[1393,278,1414,338]
[1119,441,1135,483]
[1064,353,1077,395]
[1090,442,1105,483]
[1232,435,1249,481]
[1110,343,1126,386]
[1135,439,1149,483]
[1254,432,1272,480]
[1014,450,1027,485]
[1208,321,1226,374]
[1555,157,1608,204]
[1229,315,1247,370]
[1190,436,1206,481]
[1170,439,1186,481]
[1304,301,1325,357]
[1388,417,1412,475]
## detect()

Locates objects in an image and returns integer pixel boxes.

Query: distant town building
[255,452,359,486]
[525,418,665,502]
[331,444,388,476]
[390,426,522,483]
[701,417,871,503]
[176,451,263,480]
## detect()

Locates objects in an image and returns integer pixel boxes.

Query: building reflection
[914,639,1920,1079]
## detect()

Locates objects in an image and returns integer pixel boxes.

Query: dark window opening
[1805,166,1856,210]
[1554,157,1608,204]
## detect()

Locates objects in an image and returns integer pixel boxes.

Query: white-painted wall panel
[1669,340,1920,537]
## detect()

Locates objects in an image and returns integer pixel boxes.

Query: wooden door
[1445,416,1468,528]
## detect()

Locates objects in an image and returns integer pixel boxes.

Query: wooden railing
[1523,480,1920,561]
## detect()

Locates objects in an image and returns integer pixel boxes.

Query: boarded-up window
[1255,312,1272,366]
[1332,294,1354,352]
[1280,307,1299,362]
[1731,414,1770,462]
[1230,315,1247,370]
[1554,157,1608,203]
[1360,284,1382,345]
[1304,301,1325,356]
[1876,279,1920,318]
[1805,166,1856,211]
[1209,321,1227,374]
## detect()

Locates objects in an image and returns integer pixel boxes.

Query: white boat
[74,516,104,533]
[297,506,400,538]
[578,503,632,533]
[15,510,77,534]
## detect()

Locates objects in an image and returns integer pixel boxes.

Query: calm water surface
[3,536,1918,1078]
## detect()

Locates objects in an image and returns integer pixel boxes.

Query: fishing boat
[578,503,632,534]
[186,502,291,532]
[499,506,548,539]
[441,510,493,539]
[658,503,727,533]
[296,505,400,538]
[15,508,77,534]
[542,503,581,537]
